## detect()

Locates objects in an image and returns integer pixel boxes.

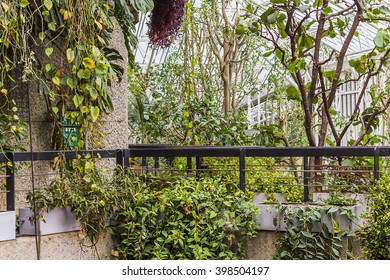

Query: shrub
[358,173,390,259]
[112,172,259,259]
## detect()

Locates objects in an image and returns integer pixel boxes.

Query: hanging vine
[0,0,154,150]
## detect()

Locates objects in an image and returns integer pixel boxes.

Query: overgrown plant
[111,171,259,260]
[0,0,153,150]
[274,205,356,260]
[0,98,27,152]
[358,173,390,259]
[26,154,118,248]
[129,86,254,145]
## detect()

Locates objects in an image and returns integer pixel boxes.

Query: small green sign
[60,112,80,147]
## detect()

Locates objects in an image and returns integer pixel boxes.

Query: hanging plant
[147,0,185,48]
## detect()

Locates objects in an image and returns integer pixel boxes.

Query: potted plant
[20,154,118,246]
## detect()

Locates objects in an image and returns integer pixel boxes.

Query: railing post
[6,152,15,211]
[374,147,380,180]
[303,156,309,202]
[124,149,131,170]
[239,148,246,192]
[116,149,124,169]
[196,157,202,178]
[154,156,159,176]
[187,157,192,176]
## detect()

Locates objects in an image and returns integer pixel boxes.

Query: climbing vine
[0,0,154,150]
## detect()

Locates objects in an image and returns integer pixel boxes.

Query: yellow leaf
[1,88,8,95]
[63,10,70,20]
[82,57,96,69]
[6,161,13,168]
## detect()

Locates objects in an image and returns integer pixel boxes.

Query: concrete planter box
[312,192,367,205]
[0,211,16,242]
[256,203,365,233]
[252,192,286,204]
[19,207,81,236]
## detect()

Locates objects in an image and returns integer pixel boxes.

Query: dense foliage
[111,172,259,259]
[0,0,154,150]
[358,173,390,259]
[129,84,254,145]
[27,155,118,246]
[274,205,356,260]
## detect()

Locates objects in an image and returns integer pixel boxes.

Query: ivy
[0,0,154,151]
[111,172,259,260]
[274,205,356,260]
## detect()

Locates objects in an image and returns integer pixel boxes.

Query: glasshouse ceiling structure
[134,0,390,68]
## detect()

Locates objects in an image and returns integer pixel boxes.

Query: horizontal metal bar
[2,150,117,162]
[127,146,390,158]
[2,146,390,163]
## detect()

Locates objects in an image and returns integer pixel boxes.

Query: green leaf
[52,76,60,85]
[45,48,53,57]
[48,22,56,31]
[51,107,58,114]
[38,32,46,41]
[72,94,84,108]
[20,0,30,8]
[91,106,100,122]
[82,69,91,79]
[66,49,75,63]
[83,174,91,183]
[44,0,52,10]
[45,63,52,72]
[329,108,337,116]
[209,211,217,219]
[374,29,389,48]
[235,24,246,35]
[286,85,301,101]
[322,7,333,16]
[89,88,98,100]
[66,77,75,89]
[92,46,101,59]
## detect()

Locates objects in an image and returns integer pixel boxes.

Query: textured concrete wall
[0,230,113,260]
[246,230,363,260]
[0,19,128,259]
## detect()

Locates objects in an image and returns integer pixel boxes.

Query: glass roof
[134,0,390,68]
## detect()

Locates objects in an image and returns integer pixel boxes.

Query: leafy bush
[358,173,390,259]
[111,172,259,259]
[274,205,355,260]
[26,155,118,246]
[201,157,302,202]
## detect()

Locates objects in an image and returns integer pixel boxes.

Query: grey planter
[256,203,365,233]
[0,211,16,242]
[19,207,81,236]
[312,192,368,205]
[252,192,286,204]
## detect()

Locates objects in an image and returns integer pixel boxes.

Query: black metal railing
[1,145,390,212]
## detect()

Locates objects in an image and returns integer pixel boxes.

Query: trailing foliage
[274,205,356,260]
[358,173,390,259]
[0,0,153,150]
[26,154,118,247]
[111,171,259,260]
[0,99,27,152]
[147,0,185,47]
